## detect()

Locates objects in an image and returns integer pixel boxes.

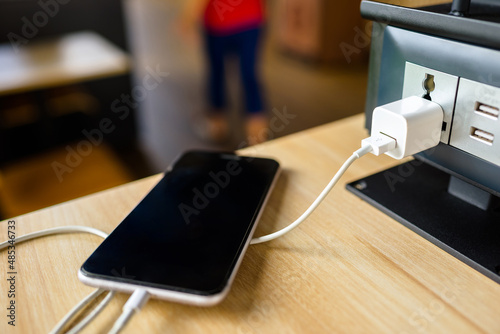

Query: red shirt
[203,0,264,35]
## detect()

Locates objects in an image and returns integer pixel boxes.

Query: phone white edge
[78,162,281,307]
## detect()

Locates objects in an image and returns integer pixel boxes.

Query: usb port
[474,102,499,120]
[470,127,494,145]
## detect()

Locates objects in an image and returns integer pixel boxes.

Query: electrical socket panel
[403,62,500,167]
[402,62,459,144]
[449,78,500,166]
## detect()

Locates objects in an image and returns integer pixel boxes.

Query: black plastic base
[346,160,500,284]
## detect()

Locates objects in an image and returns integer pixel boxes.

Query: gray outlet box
[351,0,500,285]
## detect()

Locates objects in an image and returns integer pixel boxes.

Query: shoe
[193,113,230,144]
[245,114,269,146]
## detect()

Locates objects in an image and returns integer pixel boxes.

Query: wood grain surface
[1,114,499,334]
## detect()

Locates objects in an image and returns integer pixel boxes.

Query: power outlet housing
[359,0,500,285]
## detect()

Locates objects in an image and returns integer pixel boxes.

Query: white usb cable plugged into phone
[108,289,150,334]
[1,96,443,334]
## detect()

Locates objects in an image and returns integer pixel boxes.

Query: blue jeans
[204,28,263,114]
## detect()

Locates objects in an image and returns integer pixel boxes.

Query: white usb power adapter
[364,96,444,159]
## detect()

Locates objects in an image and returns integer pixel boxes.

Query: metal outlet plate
[450,78,500,166]
[402,62,459,144]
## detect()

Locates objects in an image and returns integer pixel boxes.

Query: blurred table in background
[0,31,136,164]
[0,31,130,96]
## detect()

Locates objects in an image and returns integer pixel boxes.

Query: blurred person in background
[180,0,268,146]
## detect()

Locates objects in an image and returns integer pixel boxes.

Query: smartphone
[78,150,280,306]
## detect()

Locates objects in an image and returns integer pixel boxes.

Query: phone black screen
[81,151,279,295]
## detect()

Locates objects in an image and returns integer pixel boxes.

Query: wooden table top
[1,114,499,334]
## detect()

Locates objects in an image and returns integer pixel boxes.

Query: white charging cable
[251,96,444,244]
[0,225,111,334]
[251,134,396,244]
[0,225,107,251]
[108,289,150,334]
[251,144,370,244]
[50,288,115,334]
[0,225,145,334]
